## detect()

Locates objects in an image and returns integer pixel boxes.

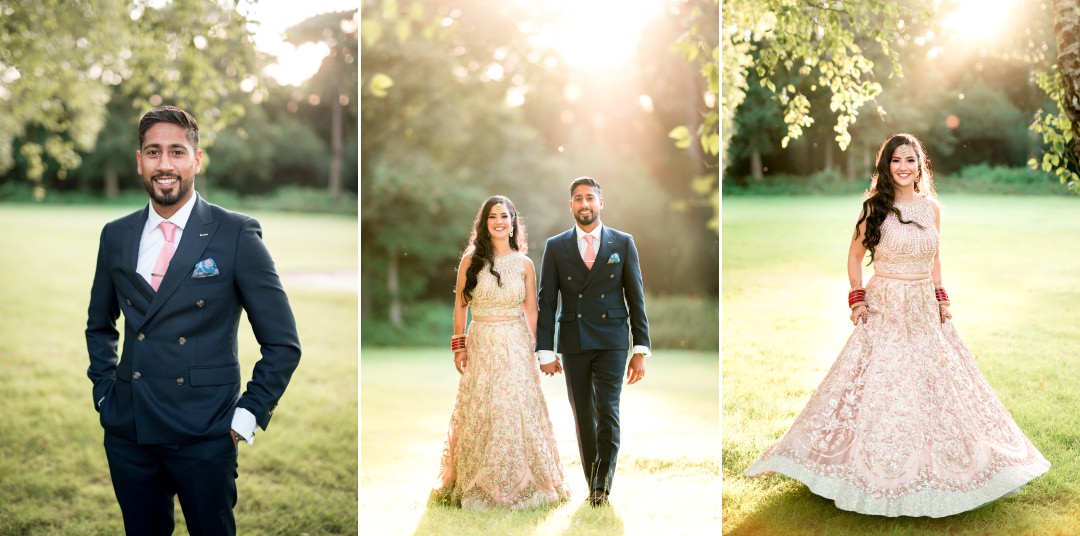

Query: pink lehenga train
[430,253,571,510]
[745,196,1050,517]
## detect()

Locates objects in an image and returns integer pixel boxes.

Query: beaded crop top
[470,253,526,317]
[872,196,939,274]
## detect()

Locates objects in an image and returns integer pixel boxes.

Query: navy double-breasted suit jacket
[85,196,301,445]
[536,226,650,354]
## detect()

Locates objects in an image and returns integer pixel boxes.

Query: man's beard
[574,209,596,226]
[145,174,191,206]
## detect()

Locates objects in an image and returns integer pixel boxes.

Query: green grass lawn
[361,348,719,535]
[0,203,358,535]
[722,195,1080,535]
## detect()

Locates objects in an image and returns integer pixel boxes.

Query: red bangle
[935,287,950,303]
[451,334,467,352]
[848,288,866,309]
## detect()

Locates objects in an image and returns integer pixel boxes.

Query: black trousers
[562,349,627,493]
[104,432,238,536]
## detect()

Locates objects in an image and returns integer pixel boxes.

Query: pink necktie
[151,222,177,291]
[583,234,596,270]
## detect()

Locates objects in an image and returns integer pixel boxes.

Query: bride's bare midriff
[472,316,519,322]
[874,272,931,281]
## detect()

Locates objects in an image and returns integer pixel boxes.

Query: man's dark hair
[139,105,200,151]
[569,176,602,198]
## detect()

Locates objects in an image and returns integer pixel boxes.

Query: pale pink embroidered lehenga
[431,253,571,510]
[745,196,1050,517]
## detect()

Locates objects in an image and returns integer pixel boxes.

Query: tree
[360,0,564,327]
[0,0,259,199]
[286,9,359,199]
[1030,0,1080,191]
[722,1,918,160]
[670,0,720,230]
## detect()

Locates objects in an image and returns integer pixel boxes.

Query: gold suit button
[602,314,607,318]
[136,333,145,341]
[600,294,605,299]
[125,298,132,306]
[578,294,583,299]
[132,371,141,380]
[567,276,572,280]
[178,337,187,345]
[196,300,206,308]
[176,377,185,386]
[577,313,582,318]
[609,274,615,279]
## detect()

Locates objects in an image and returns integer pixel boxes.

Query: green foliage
[644,295,719,350]
[723,165,1068,196]
[360,0,568,323]
[942,164,1066,195]
[361,295,718,350]
[672,0,720,158]
[723,168,864,196]
[1029,67,1080,193]
[0,0,260,197]
[361,300,451,347]
[285,9,359,198]
[671,0,720,232]
[723,0,916,153]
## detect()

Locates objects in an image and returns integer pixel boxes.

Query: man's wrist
[536,350,558,365]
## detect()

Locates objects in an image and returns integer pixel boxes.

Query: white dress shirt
[135,193,257,445]
[535,222,651,365]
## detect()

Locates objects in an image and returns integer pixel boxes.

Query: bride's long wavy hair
[460,195,528,305]
[856,133,937,264]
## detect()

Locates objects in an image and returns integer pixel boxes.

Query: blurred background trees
[0,0,358,207]
[360,0,720,343]
[723,0,1079,194]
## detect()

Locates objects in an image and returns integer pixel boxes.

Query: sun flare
[528,0,665,68]
[941,0,1018,41]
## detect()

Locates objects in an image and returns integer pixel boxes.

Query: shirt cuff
[231,408,257,445]
[535,350,559,365]
[632,345,651,358]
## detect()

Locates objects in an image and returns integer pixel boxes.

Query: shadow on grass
[412,501,560,536]
[569,501,626,535]
[411,498,628,535]
[729,476,1053,536]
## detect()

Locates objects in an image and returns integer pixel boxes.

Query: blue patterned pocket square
[192,258,220,278]
[607,253,621,264]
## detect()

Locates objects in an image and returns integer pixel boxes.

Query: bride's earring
[509,227,514,238]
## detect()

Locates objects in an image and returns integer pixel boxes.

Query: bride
[744,133,1050,517]
[430,195,571,510]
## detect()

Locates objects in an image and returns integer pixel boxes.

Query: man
[85,106,301,535]
[536,176,651,507]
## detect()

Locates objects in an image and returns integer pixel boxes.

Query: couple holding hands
[430,177,652,510]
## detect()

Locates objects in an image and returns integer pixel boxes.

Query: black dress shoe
[588,489,609,507]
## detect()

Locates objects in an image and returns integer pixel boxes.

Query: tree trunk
[864,147,873,181]
[387,244,403,328]
[824,138,834,171]
[104,168,119,198]
[846,142,858,181]
[1053,0,1080,153]
[750,149,764,180]
[328,90,343,199]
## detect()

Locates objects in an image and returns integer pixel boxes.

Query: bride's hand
[454,351,467,375]
[939,304,952,323]
[850,305,867,326]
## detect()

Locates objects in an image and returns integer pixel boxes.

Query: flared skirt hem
[745,454,1050,517]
